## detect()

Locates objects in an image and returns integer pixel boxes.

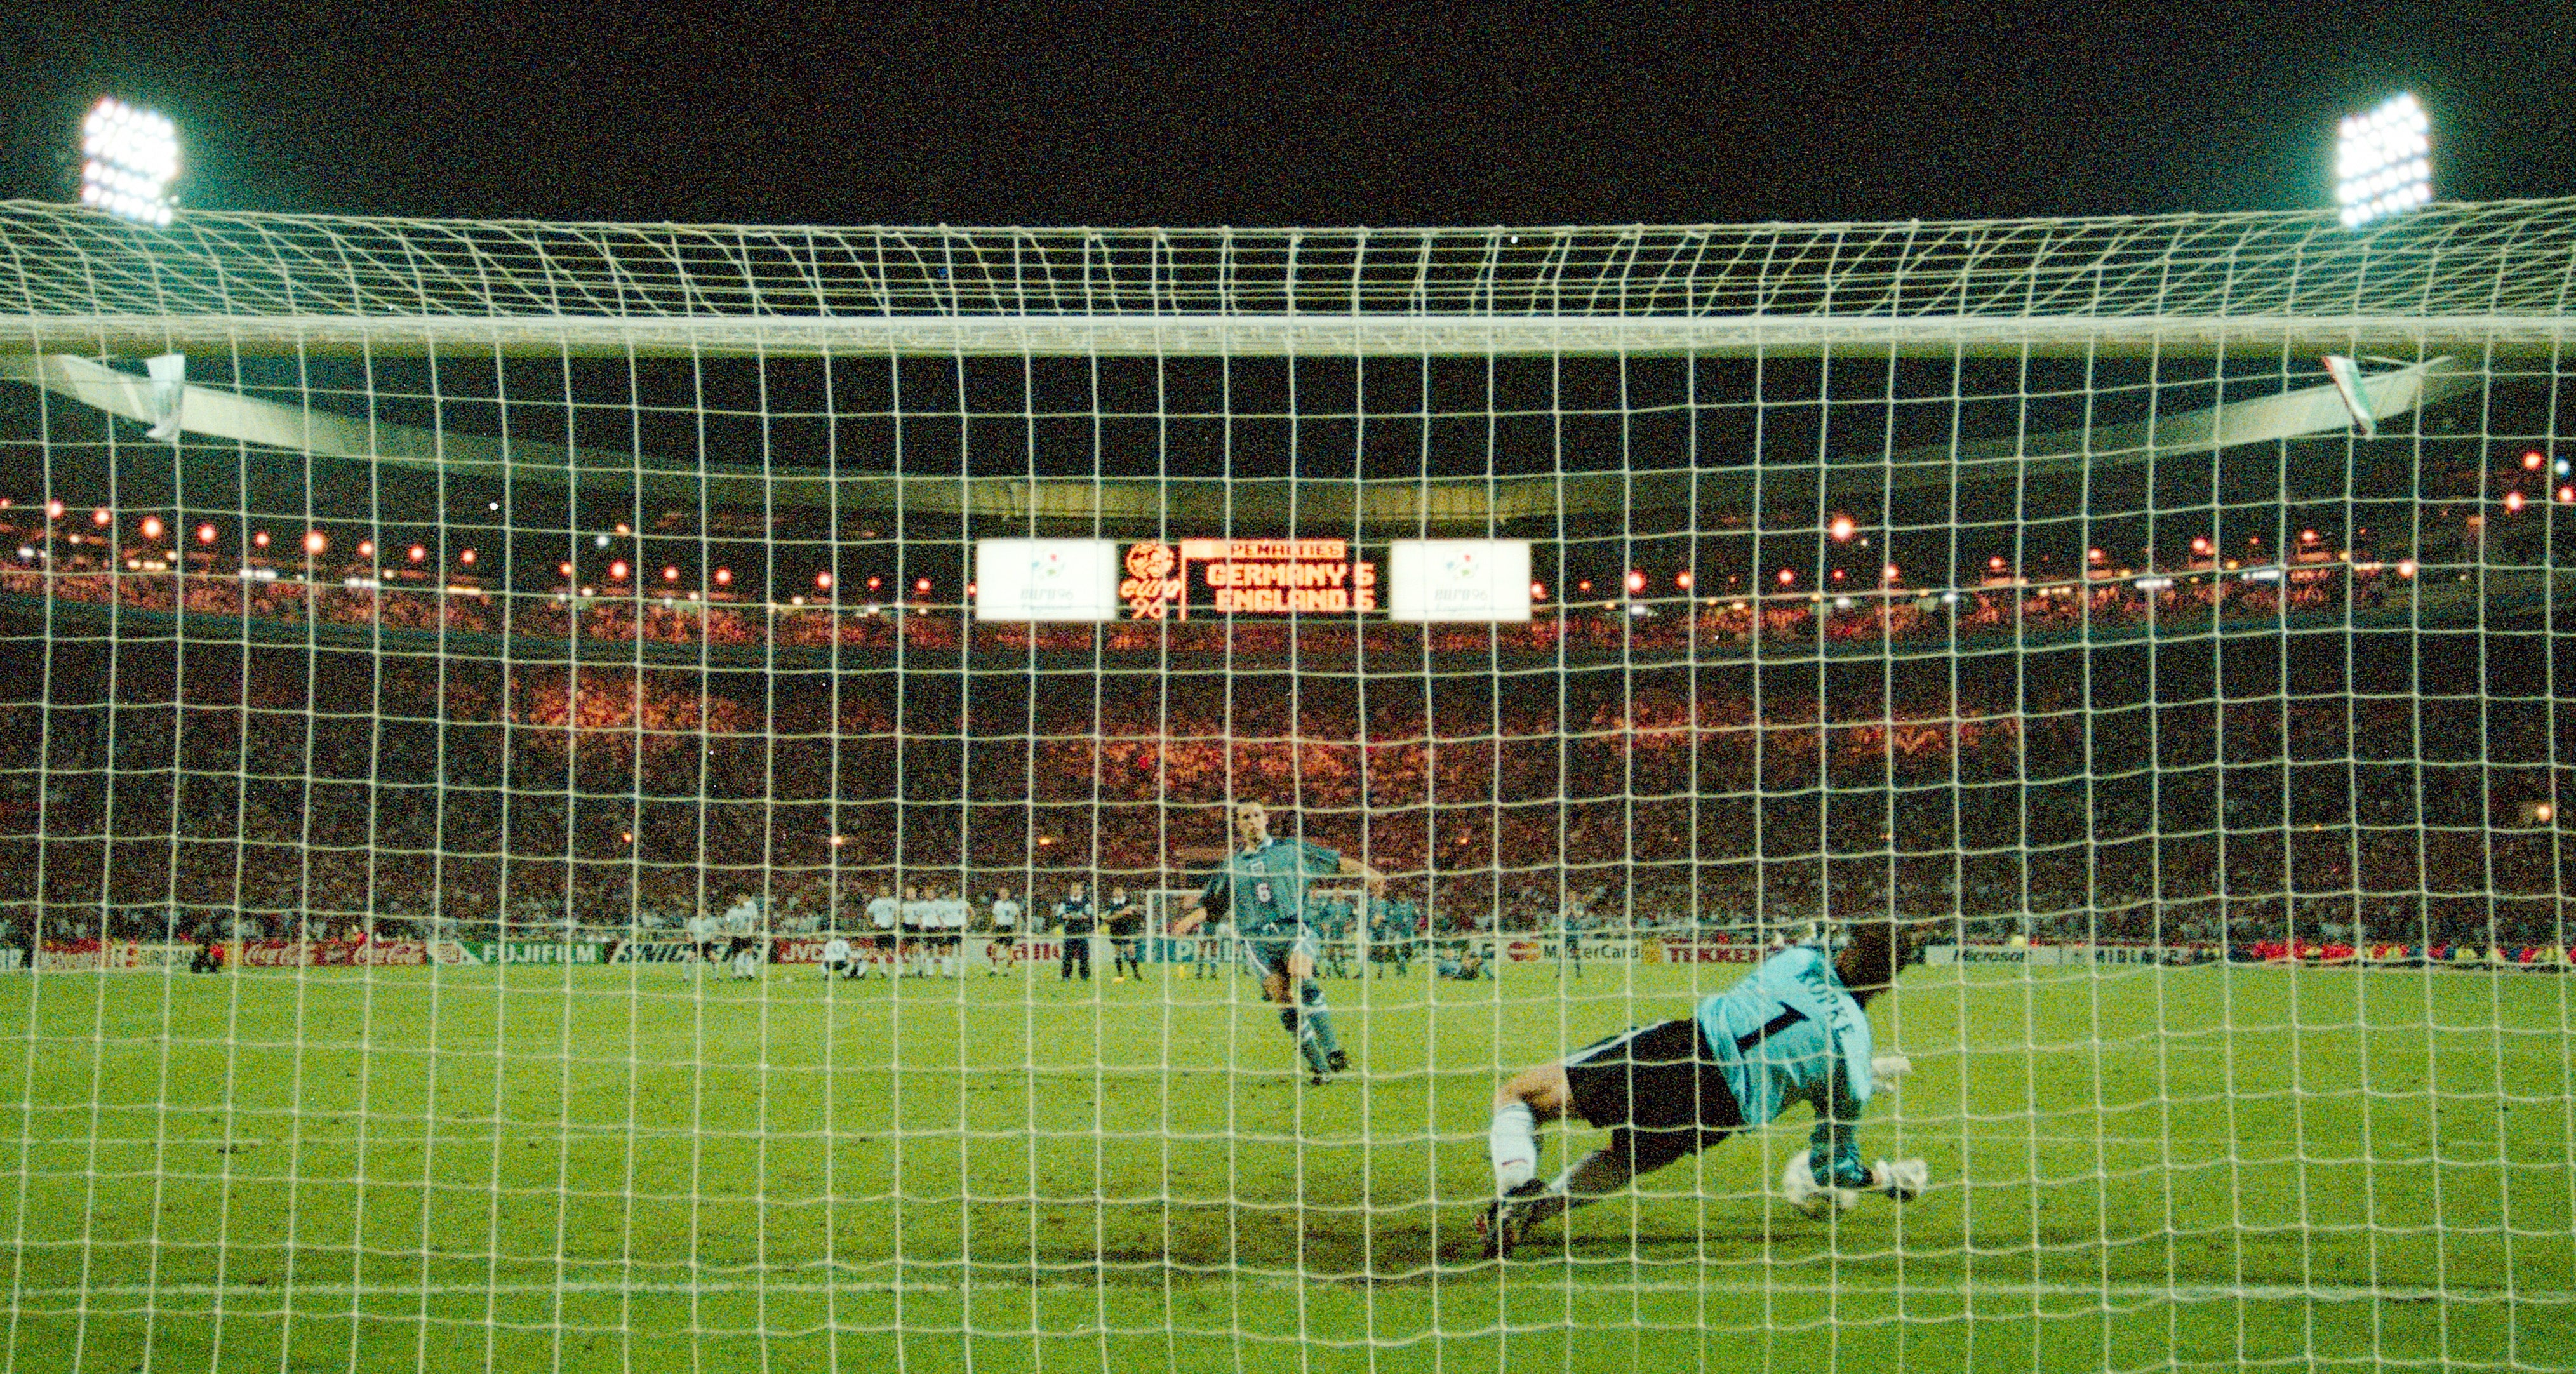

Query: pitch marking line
[8,1276,2554,1306]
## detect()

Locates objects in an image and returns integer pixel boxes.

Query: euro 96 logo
[1121,543,1184,618]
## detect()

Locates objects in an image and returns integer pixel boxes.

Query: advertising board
[973,539,1121,622]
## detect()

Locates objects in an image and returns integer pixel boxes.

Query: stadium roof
[1,350,2466,530]
[0,199,2528,529]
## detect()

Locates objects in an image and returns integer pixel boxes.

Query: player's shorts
[1561,1017,1746,1171]
[823,959,848,977]
[693,941,716,961]
[1237,926,1321,980]
[873,931,898,950]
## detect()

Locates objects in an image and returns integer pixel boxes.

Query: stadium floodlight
[79,97,178,227]
[2336,92,2430,229]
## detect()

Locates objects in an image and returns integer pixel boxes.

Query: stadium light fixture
[2336,93,2431,229]
[79,97,179,226]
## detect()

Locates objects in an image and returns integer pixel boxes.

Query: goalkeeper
[1168,799,1382,1085]
[1477,918,1928,1257]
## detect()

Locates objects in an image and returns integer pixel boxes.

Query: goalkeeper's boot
[1476,1180,1548,1259]
[1326,1049,1350,1076]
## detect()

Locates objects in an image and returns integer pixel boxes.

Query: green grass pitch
[1,958,2569,1373]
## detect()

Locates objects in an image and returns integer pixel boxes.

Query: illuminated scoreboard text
[1120,539,1379,619]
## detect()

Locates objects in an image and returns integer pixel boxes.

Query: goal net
[0,202,2570,1371]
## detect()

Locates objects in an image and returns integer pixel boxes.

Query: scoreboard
[1120,539,1376,619]
[976,537,1528,623]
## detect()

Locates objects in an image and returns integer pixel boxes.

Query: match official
[1056,882,1094,981]
[1104,886,1145,982]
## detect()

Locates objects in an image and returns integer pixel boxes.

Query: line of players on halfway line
[685,876,1469,984]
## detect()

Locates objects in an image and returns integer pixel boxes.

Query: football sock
[1298,981,1342,1058]
[1488,1101,1538,1192]
[1279,1006,1331,1076]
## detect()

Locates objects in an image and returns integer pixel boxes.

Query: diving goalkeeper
[1476,918,1929,1258]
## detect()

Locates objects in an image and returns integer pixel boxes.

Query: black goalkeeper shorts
[1562,1017,1747,1171]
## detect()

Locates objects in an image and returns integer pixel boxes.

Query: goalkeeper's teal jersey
[1692,945,1878,1188]
[1198,837,1340,935]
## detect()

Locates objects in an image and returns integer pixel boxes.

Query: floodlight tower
[79,97,179,226]
[2335,93,2430,229]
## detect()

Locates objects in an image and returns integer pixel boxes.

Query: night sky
[6,6,2570,228]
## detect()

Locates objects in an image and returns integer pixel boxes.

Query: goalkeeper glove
[1871,1157,1929,1201]
[1779,1149,1860,1218]
[1869,1053,1912,1093]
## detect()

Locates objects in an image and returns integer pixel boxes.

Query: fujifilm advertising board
[1385,540,1532,622]
[973,539,1121,622]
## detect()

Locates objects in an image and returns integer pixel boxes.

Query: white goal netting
[0,201,2570,1372]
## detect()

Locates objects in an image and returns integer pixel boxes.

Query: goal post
[0,197,2571,1373]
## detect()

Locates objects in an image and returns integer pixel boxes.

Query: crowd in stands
[3,469,2565,957]
[1,635,2561,956]
[0,512,2524,668]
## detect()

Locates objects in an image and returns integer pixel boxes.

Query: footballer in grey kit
[1477,919,1930,1257]
[1167,800,1382,1084]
